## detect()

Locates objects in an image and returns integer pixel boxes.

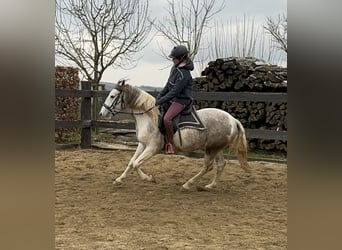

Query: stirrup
[165,142,175,154]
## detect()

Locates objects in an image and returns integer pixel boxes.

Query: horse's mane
[120,84,159,122]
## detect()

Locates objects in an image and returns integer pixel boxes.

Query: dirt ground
[55,148,287,250]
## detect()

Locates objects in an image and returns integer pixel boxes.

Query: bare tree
[153,0,224,61]
[200,15,286,71]
[207,16,262,60]
[55,0,153,84]
[263,13,287,53]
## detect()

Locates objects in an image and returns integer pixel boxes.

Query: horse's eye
[110,95,115,98]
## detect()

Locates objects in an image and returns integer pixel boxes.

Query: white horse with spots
[99,80,251,190]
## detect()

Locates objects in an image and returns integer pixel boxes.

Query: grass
[244,149,287,162]
[55,130,81,145]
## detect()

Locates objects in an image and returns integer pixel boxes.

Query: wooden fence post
[81,81,92,148]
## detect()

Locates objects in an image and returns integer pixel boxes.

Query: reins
[104,105,156,116]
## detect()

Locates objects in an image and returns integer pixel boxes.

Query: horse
[99,80,251,190]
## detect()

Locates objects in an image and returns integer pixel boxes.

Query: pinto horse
[99,80,251,190]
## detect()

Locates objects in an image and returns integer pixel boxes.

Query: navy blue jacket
[155,59,194,106]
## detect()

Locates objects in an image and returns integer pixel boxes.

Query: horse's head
[99,80,125,117]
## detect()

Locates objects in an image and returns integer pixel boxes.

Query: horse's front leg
[113,142,145,185]
[132,145,159,182]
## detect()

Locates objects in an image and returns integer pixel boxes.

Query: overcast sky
[97,0,287,87]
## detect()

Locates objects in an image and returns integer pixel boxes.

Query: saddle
[158,101,206,145]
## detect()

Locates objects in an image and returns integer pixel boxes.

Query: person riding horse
[155,45,194,154]
[99,81,251,188]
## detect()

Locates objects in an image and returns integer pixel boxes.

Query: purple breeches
[163,101,185,143]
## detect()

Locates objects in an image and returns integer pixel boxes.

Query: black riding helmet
[169,45,188,60]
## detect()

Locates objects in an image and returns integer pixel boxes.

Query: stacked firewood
[193,57,287,153]
[194,57,287,92]
[55,66,81,143]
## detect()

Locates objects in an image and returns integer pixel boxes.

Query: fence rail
[56,81,287,148]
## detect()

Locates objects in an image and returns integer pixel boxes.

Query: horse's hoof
[180,187,190,192]
[149,175,157,183]
[113,179,122,185]
[243,165,252,173]
[204,184,216,190]
[197,186,211,192]
[180,184,190,192]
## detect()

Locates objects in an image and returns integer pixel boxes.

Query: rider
[155,45,194,154]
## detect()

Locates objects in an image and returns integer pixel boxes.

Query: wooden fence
[55,81,287,149]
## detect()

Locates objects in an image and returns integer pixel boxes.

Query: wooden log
[206,72,215,81]
[234,81,244,90]
[212,77,220,85]
[217,71,225,82]
[224,77,234,89]
[218,82,227,90]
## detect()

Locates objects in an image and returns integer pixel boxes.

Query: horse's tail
[230,119,251,173]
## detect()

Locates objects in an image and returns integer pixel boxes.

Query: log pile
[55,66,81,143]
[193,57,287,153]
[194,57,287,92]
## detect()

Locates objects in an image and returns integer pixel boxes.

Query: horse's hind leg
[205,151,226,189]
[182,151,215,190]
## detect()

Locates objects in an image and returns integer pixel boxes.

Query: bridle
[103,91,155,116]
[103,90,125,116]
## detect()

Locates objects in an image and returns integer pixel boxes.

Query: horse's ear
[118,80,125,86]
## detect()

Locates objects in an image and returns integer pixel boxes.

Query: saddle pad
[174,107,206,130]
